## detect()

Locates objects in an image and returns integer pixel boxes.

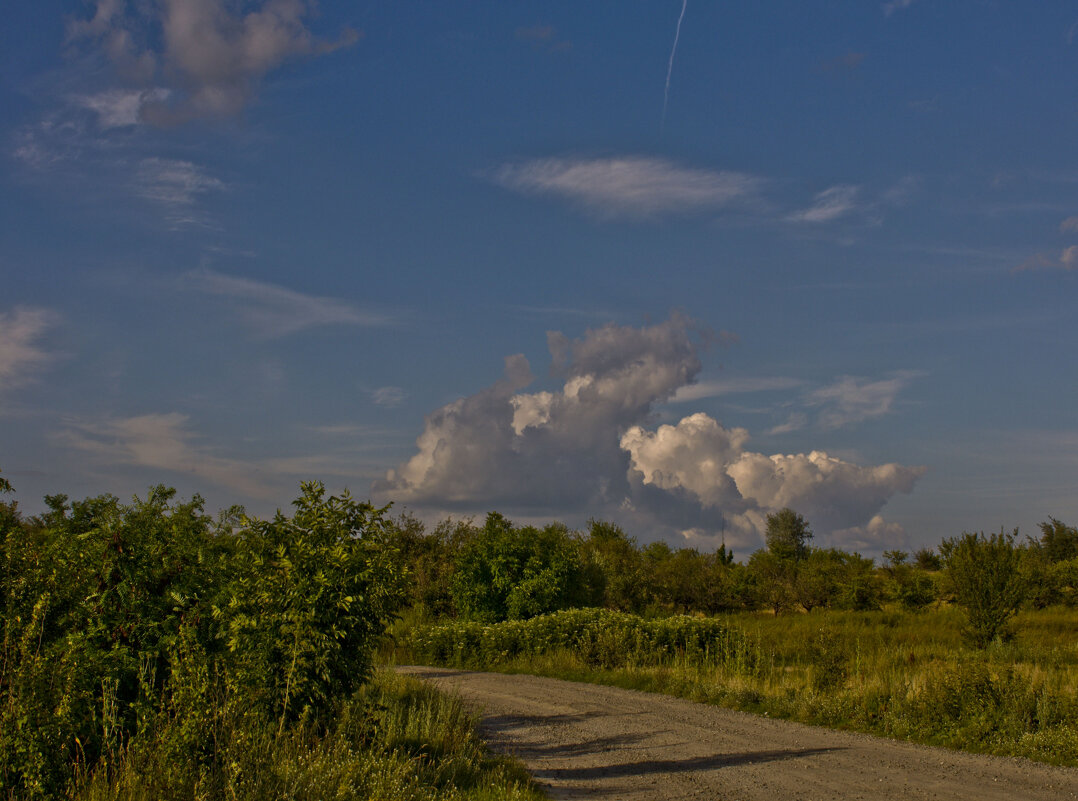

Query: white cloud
[623,414,924,542]
[492,156,762,218]
[378,317,925,549]
[187,269,395,338]
[788,185,862,223]
[68,0,359,123]
[808,372,920,429]
[1060,216,1078,233]
[0,306,59,394]
[377,316,701,509]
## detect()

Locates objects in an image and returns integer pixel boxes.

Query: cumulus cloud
[623,414,924,541]
[787,184,862,223]
[0,306,60,394]
[186,269,394,337]
[377,316,701,509]
[1060,216,1078,233]
[378,316,925,551]
[492,156,762,218]
[68,0,359,123]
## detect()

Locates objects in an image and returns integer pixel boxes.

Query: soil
[397,666,1078,801]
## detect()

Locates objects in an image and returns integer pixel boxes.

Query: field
[397,605,1078,766]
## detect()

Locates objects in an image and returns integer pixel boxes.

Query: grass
[396,605,1078,767]
[69,670,547,801]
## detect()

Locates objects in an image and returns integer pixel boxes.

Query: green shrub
[0,482,406,798]
[942,530,1026,647]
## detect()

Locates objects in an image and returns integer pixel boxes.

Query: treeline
[390,506,1078,635]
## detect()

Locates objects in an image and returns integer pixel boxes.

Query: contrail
[661,0,688,134]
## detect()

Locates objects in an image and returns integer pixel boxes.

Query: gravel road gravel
[398,666,1078,801]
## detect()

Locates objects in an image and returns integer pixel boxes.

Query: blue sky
[1,0,1075,556]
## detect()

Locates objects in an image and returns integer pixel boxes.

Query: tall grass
[71,670,545,801]
[399,606,1078,766]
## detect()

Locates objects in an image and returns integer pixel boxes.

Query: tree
[942,529,1026,647]
[1036,518,1078,563]
[765,508,813,562]
[451,513,593,621]
[583,519,644,612]
[913,547,942,571]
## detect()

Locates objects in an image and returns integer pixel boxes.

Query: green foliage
[943,530,1027,648]
[1035,517,1078,563]
[216,483,404,726]
[913,547,942,571]
[0,481,407,799]
[407,608,754,671]
[765,507,813,562]
[451,513,594,621]
[895,568,937,611]
[581,520,643,612]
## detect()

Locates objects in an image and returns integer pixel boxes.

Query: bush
[451,514,595,621]
[0,482,405,798]
[942,530,1026,647]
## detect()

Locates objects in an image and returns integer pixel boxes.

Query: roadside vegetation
[0,473,543,800]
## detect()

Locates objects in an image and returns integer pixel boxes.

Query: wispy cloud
[515,24,571,52]
[56,411,390,497]
[187,269,395,337]
[808,372,921,429]
[787,184,862,223]
[74,88,171,129]
[371,387,406,408]
[818,51,866,73]
[0,306,60,394]
[492,156,762,218]
[56,412,274,498]
[67,0,360,124]
[1015,246,1078,272]
[671,377,804,403]
[135,158,225,226]
[883,0,919,16]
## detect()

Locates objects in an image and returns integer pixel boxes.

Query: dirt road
[398,666,1078,801]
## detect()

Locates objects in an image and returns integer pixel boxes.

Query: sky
[1,0,1076,558]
